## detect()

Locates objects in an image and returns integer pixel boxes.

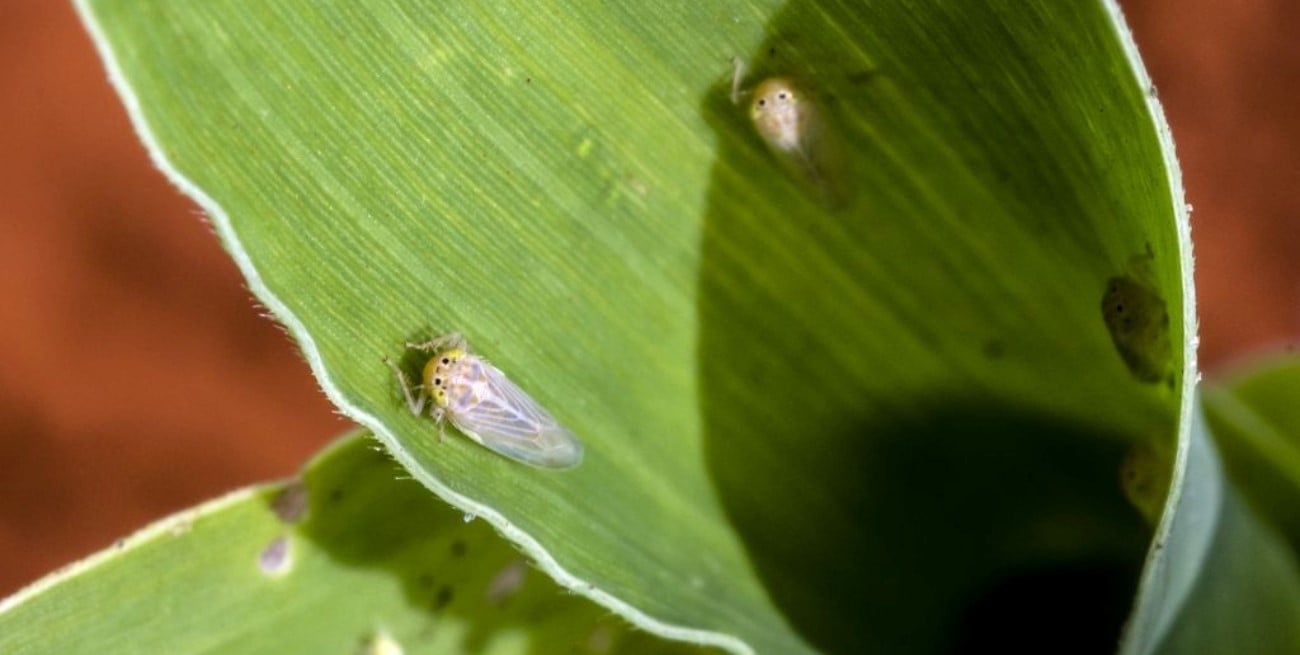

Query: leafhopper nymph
[732,57,847,207]
[385,333,583,469]
[750,76,822,162]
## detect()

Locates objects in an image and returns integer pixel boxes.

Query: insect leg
[383,356,426,415]
[729,56,746,105]
[432,407,447,443]
[405,331,468,354]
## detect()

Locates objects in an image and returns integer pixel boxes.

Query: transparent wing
[448,362,583,469]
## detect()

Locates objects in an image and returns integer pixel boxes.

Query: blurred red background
[0,2,1296,595]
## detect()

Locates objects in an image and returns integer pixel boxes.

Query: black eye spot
[441,358,449,365]
[757,99,766,107]
[778,92,788,100]
[433,377,441,385]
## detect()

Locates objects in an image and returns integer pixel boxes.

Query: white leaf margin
[1100,0,1222,652]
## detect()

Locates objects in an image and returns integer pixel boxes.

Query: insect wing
[449,361,583,469]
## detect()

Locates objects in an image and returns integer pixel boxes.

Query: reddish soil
[0,2,1296,595]
[0,4,347,595]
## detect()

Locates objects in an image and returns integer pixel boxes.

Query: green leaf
[1204,354,1300,547]
[0,433,708,654]
[77,0,1197,651]
[1120,404,1300,655]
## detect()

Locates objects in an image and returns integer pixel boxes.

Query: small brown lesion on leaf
[271,479,310,524]
[1119,434,1172,524]
[1100,246,1172,384]
[432,585,454,611]
[486,559,528,606]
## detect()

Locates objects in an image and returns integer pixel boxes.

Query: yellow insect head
[422,348,467,406]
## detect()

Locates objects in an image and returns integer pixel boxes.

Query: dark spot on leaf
[1100,275,1171,383]
[434,586,454,610]
[271,480,309,524]
[451,540,466,557]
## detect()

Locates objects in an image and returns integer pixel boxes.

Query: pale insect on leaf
[386,333,584,469]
